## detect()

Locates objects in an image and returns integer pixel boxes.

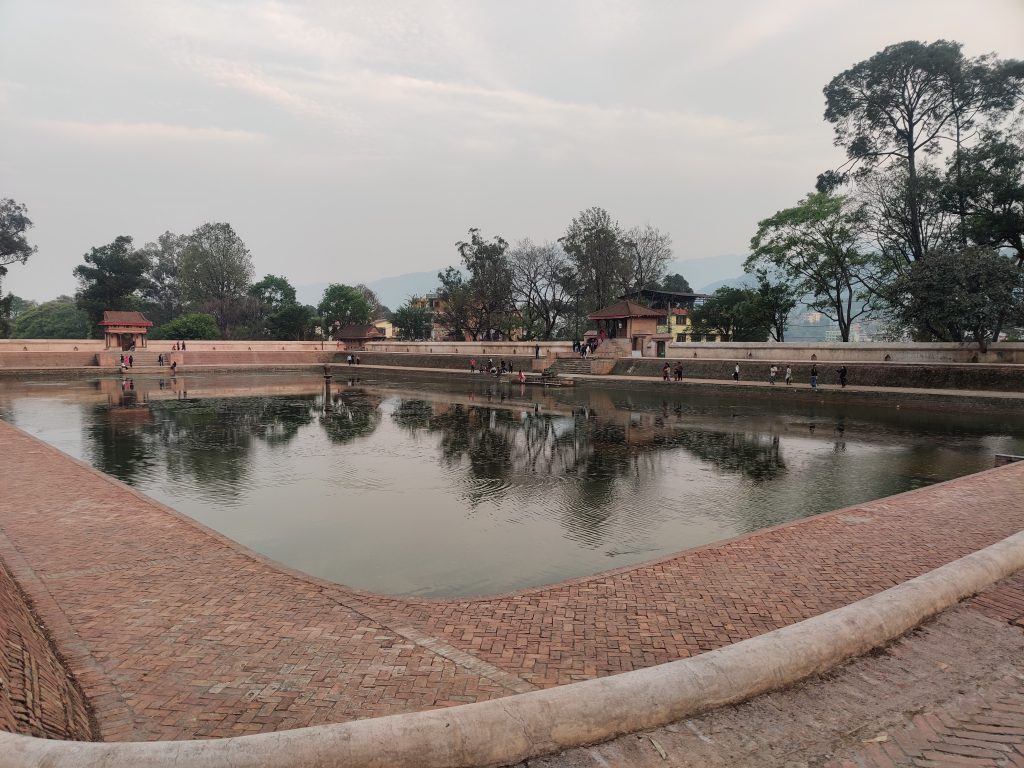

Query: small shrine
[99,310,153,350]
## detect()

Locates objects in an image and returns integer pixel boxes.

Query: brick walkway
[1,418,1023,742]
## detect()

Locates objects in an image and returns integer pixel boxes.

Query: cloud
[34,120,267,145]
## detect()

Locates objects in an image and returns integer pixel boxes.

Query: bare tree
[508,239,573,339]
[623,224,673,292]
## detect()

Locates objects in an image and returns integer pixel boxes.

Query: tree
[151,312,220,341]
[354,284,388,320]
[822,41,1023,262]
[661,273,693,293]
[249,274,297,308]
[691,287,770,341]
[752,273,799,342]
[1,198,38,337]
[889,247,1024,351]
[508,239,573,340]
[958,131,1024,264]
[11,296,90,338]
[179,222,254,337]
[392,301,432,340]
[455,228,514,340]
[0,198,37,276]
[317,284,372,332]
[73,235,152,329]
[434,267,473,340]
[747,192,876,341]
[247,274,309,339]
[139,231,185,326]
[623,224,672,292]
[560,207,631,312]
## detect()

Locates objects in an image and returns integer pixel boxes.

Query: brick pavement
[0,417,1023,742]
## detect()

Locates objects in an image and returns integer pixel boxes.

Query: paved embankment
[1,417,1024,743]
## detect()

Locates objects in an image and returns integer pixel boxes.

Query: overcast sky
[2,0,1023,302]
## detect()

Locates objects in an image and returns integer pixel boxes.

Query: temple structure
[99,311,153,350]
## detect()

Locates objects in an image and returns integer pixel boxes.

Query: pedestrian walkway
[525,572,1024,767]
[1,418,1023,743]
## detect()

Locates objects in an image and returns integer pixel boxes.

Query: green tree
[73,235,152,329]
[1,198,38,338]
[455,228,514,340]
[12,296,90,338]
[139,231,185,326]
[434,268,472,340]
[317,284,372,333]
[179,222,254,337]
[247,274,311,339]
[152,312,220,340]
[747,192,875,341]
[392,301,431,340]
[660,273,693,293]
[958,131,1024,264]
[889,248,1024,351]
[822,41,1023,262]
[752,273,799,342]
[691,287,769,342]
[560,207,631,312]
[249,274,297,308]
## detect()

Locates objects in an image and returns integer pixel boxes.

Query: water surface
[2,372,1021,596]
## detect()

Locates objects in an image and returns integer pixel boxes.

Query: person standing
[733,363,740,381]
[469,358,476,373]
[128,354,133,368]
[837,365,848,388]
[785,366,793,385]
[534,344,540,359]
[769,364,777,384]
[674,362,683,381]
[810,363,818,389]
[662,362,671,381]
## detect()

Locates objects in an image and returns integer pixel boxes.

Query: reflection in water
[3,372,1023,596]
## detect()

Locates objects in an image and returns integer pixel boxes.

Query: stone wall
[665,341,1024,364]
[177,351,340,367]
[356,351,535,372]
[612,358,1024,392]
[0,352,100,369]
[364,341,572,356]
[0,559,93,740]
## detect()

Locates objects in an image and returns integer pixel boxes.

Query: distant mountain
[698,274,757,294]
[665,253,747,294]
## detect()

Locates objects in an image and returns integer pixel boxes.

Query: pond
[2,372,1022,597]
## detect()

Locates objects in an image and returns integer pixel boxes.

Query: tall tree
[958,131,1024,264]
[508,239,572,340]
[455,228,514,340]
[623,223,672,292]
[354,284,388,320]
[248,274,306,339]
[179,222,254,337]
[0,198,38,338]
[560,207,631,312]
[752,272,799,342]
[73,235,152,328]
[747,192,875,342]
[317,283,372,332]
[434,268,473,341]
[139,231,186,326]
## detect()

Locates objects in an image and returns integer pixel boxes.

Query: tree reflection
[319,389,382,444]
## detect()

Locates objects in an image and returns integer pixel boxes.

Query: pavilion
[99,311,153,350]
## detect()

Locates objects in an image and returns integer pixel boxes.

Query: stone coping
[2,529,1023,767]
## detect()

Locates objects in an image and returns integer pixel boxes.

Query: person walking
[128,354,133,368]
[534,344,540,359]
[785,366,793,385]
[674,362,683,381]
[662,362,671,381]
[769,364,777,385]
[469,358,476,373]
[837,365,848,388]
[733,363,740,381]
[810,363,818,389]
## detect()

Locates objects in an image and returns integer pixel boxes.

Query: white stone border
[3,529,1023,768]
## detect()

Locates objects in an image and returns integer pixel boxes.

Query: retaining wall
[665,341,1024,364]
[613,358,1024,392]
[365,341,572,356]
[0,352,100,369]
[0,559,93,740]
[356,351,536,372]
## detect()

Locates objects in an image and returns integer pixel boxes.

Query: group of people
[171,341,187,351]
[661,362,685,381]
[119,353,133,369]
[345,354,361,365]
[572,339,598,358]
[468,358,527,382]
[728,362,847,389]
